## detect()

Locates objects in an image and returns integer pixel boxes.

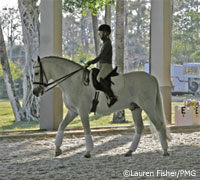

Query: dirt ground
[0,132,200,180]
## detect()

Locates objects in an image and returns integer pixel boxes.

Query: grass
[0,99,39,131]
[0,98,184,132]
[67,110,149,129]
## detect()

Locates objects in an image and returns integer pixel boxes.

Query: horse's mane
[42,56,83,68]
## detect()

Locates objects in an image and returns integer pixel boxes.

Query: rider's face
[98,31,104,40]
[98,31,109,40]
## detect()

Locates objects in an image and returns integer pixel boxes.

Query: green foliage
[172,0,200,64]
[64,45,95,64]
[191,48,200,62]
[63,0,114,15]
[0,100,39,131]
[74,46,95,63]
[62,0,200,67]
[0,60,23,81]
[0,60,23,98]
[0,98,184,131]
[9,61,23,81]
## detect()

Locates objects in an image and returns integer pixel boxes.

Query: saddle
[83,67,119,113]
[91,67,119,90]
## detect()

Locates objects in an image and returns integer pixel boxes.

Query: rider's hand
[86,61,93,67]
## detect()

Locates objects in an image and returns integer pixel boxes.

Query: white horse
[33,56,171,158]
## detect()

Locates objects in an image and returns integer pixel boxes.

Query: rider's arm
[88,41,112,65]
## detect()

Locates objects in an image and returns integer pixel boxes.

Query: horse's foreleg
[55,110,78,157]
[125,107,144,157]
[80,113,94,158]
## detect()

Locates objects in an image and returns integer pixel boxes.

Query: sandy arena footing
[0,131,200,180]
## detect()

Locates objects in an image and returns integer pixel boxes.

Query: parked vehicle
[144,63,200,95]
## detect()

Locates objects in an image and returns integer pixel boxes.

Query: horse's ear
[38,56,41,62]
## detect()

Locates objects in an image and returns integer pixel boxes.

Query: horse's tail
[155,78,172,141]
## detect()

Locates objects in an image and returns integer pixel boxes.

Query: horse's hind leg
[148,113,169,156]
[125,106,144,157]
[55,110,78,157]
[158,131,169,156]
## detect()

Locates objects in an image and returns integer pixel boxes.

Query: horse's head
[33,57,48,97]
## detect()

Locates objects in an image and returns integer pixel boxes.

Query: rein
[33,58,83,94]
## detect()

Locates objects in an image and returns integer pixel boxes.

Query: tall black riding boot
[100,78,117,107]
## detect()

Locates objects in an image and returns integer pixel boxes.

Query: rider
[86,24,117,107]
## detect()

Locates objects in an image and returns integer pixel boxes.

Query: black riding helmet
[98,24,111,35]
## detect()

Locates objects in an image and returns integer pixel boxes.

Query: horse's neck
[43,59,79,81]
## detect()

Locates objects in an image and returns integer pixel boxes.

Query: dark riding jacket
[90,38,112,65]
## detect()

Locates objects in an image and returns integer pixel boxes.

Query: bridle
[33,58,83,95]
[33,57,49,87]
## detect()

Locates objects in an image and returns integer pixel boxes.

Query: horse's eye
[35,72,39,76]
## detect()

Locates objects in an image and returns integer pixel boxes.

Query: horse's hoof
[55,148,62,157]
[163,152,170,156]
[125,150,133,157]
[84,152,91,158]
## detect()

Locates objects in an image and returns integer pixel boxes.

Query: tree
[0,7,22,60]
[91,14,100,56]
[63,13,80,60]
[62,12,95,61]
[63,0,114,56]
[0,59,24,98]
[18,0,40,121]
[105,4,111,25]
[63,0,113,15]
[0,8,25,98]
[112,0,126,123]
[81,14,90,53]
[0,60,23,81]
[0,22,24,122]
[124,0,129,73]
[125,0,150,71]
[172,0,200,64]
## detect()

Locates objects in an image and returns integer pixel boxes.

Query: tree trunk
[81,14,89,53]
[18,0,40,121]
[115,0,125,73]
[112,0,126,123]
[136,0,142,39]
[0,23,24,122]
[9,21,14,60]
[9,44,13,60]
[9,37,14,60]
[91,14,100,56]
[105,5,111,26]
[124,0,129,72]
